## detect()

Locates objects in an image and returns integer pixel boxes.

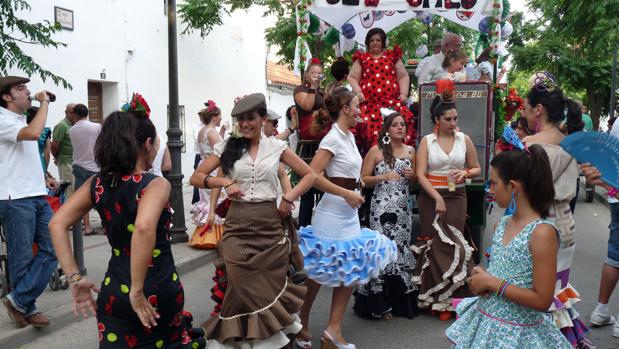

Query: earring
[507,191,517,214]
[382,134,391,145]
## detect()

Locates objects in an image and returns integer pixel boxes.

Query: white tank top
[426,131,467,176]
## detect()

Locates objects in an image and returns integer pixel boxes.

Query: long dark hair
[527,86,583,134]
[490,144,555,218]
[365,28,387,49]
[94,111,156,178]
[312,87,354,134]
[378,113,405,169]
[429,90,456,124]
[220,107,267,176]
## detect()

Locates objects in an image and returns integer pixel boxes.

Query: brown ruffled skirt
[412,188,474,311]
[204,201,306,346]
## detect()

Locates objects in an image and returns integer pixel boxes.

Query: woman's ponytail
[563,98,584,135]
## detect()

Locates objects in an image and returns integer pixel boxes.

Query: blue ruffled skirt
[299,193,397,287]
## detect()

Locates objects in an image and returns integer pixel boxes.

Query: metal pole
[167,0,188,243]
[610,45,617,119]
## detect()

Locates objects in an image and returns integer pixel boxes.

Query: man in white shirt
[70,104,101,236]
[415,33,463,85]
[0,76,57,328]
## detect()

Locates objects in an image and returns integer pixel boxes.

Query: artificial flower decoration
[205,99,218,112]
[310,57,322,65]
[121,93,151,118]
[504,88,524,121]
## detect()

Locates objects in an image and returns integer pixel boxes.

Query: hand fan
[502,126,525,150]
[560,131,619,189]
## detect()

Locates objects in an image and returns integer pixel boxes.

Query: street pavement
[8,186,619,349]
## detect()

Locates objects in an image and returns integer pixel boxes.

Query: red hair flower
[310,57,322,65]
[122,93,151,118]
[205,100,218,112]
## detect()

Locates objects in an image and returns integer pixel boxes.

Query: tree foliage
[0,0,71,89]
[509,0,619,128]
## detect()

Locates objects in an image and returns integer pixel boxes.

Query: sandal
[84,228,97,236]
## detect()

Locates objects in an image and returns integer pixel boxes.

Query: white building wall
[9,0,276,181]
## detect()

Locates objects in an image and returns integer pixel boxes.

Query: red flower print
[170,331,180,342]
[94,178,104,203]
[114,202,122,214]
[122,247,131,257]
[147,257,154,268]
[142,325,152,336]
[148,295,158,309]
[181,328,191,344]
[124,335,138,348]
[103,208,112,222]
[97,322,106,342]
[121,175,132,182]
[132,174,142,183]
[104,295,117,315]
[169,312,182,327]
[176,291,184,304]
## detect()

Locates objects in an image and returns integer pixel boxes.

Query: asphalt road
[20,191,619,349]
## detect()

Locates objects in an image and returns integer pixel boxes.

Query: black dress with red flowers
[90,173,203,349]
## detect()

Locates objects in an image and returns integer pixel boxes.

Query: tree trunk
[587,88,604,131]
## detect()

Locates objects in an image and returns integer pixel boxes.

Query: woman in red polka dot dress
[349,28,416,156]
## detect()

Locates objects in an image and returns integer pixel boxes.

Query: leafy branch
[0,0,72,89]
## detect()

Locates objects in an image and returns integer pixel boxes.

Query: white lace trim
[416,215,473,304]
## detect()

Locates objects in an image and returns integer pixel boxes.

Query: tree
[0,0,71,88]
[509,0,619,129]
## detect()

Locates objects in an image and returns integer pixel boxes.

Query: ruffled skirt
[412,188,474,310]
[299,193,397,287]
[203,201,305,348]
[445,297,573,348]
[549,203,590,347]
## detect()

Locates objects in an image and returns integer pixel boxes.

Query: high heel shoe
[294,338,312,349]
[321,330,356,349]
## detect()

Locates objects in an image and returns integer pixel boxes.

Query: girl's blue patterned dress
[445,216,572,348]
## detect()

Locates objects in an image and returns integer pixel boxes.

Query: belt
[329,177,362,191]
[427,173,464,189]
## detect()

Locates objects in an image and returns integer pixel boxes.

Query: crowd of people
[1,26,618,349]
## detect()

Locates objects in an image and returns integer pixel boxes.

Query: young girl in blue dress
[445,144,572,348]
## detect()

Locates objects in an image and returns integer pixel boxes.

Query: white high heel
[321,330,355,349]
[294,337,312,349]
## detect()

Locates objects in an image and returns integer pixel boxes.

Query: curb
[593,187,610,209]
[0,248,217,349]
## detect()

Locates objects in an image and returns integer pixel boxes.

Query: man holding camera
[0,76,58,328]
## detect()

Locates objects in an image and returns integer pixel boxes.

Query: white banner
[311,0,498,46]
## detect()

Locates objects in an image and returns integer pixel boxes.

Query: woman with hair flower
[413,81,481,321]
[49,93,204,348]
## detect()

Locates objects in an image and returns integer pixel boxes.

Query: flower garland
[294,0,313,76]
[493,84,507,142]
[504,88,523,121]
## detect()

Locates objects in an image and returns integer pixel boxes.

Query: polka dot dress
[352,45,416,155]
[91,173,203,348]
